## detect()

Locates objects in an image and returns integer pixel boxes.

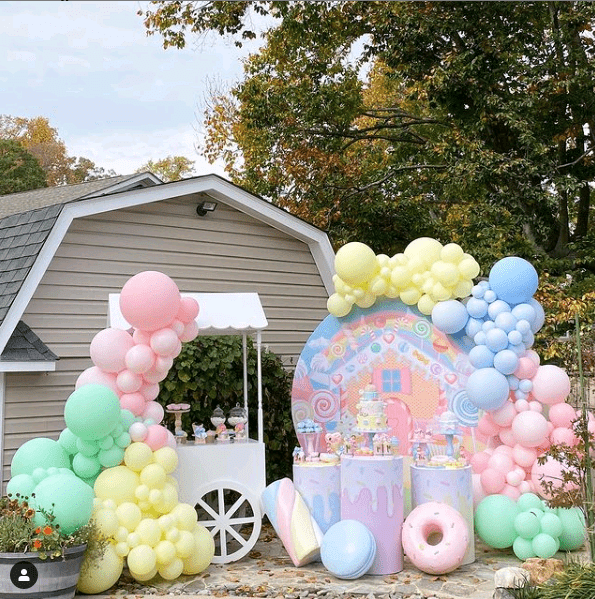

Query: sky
[0,1,261,177]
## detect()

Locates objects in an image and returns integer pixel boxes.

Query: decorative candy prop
[327,238,480,318]
[320,520,376,579]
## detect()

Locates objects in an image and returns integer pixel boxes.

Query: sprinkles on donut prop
[402,502,469,575]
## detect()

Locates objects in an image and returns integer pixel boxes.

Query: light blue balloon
[511,303,536,324]
[488,299,511,320]
[482,320,496,332]
[495,312,517,333]
[474,331,487,346]
[493,349,519,375]
[471,284,486,298]
[522,330,535,349]
[519,379,533,393]
[516,319,531,334]
[431,300,469,334]
[469,345,495,369]
[509,342,527,357]
[466,297,488,319]
[507,375,520,390]
[485,328,509,352]
[508,330,523,345]
[489,257,539,305]
[465,317,484,338]
[528,299,545,332]
[484,289,497,303]
[515,390,528,400]
[466,367,510,411]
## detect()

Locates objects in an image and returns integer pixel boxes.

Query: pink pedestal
[410,465,475,565]
[340,455,404,575]
[293,463,341,534]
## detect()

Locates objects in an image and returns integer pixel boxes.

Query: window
[382,369,402,393]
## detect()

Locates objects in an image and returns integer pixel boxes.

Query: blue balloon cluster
[431,257,544,412]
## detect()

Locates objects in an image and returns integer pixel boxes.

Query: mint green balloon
[58,428,79,455]
[540,513,563,539]
[513,536,536,560]
[72,453,101,479]
[32,472,94,535]
[120,409,136,430]
[557,507,587,551]
[516,492,544,512]
[6,474,36,499]
[64,384,121,441]
[98,445,124,468]
[475,495,519,548]
[76,438,100,457]
[532,533,558,559]
[514,511,540,540]
[11,438,70,477]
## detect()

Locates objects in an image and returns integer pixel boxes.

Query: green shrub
[157,336,297,483]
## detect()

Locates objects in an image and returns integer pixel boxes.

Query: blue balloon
[528,299,545,333]
[465,317,484,338]
[482,320,496,332]
[508,330,523,345]
[522,330,535,349]
[466,297,488,319]
[471,284,486,298]
[469,345,495,369]
[519,379,533,393]
[485,328,509,352]
[487,299,511,320]
[516,319,531,334]
[515,390,528,400]
[431,300,469,334]
[511,303,536,324]
[493,349,519,375]
[466,367,510,411]
[489,257,539,305]
[321,520,376,579]
[509,342,528,357]
[495,312,517,333]
[474,331,487,346]
[507,375,520,390]
[484,289,497,303]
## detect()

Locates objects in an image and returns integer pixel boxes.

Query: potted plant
[0,494,105,599]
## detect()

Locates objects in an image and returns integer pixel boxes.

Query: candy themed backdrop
[291,299,478,454]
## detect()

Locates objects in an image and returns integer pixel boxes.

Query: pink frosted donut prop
[402,501,469,575]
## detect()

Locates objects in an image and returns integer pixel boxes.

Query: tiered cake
[354,384,388,433]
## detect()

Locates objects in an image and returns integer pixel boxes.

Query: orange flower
[33,539,42,549]
[42,526,53,535]
[35,527,41,534]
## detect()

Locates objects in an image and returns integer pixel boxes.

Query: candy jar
[228,403,248,441]
[210,406,229,442]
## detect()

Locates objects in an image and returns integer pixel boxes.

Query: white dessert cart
[109,292,268,564]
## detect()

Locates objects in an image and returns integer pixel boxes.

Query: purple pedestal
[340,455,404,575]
[410,465,475,565]
[293,463,341,534]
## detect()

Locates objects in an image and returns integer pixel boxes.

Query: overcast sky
[0,1,260,177]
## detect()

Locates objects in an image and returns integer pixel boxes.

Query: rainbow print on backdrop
[291,298,477,454]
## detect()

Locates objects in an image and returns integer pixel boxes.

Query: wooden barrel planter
[0,544,86,599]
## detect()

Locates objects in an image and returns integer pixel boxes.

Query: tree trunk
[575,183,590,240]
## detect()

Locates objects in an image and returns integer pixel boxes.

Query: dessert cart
[110,292,269,564]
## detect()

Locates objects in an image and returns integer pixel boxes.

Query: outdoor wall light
[196,200,218,217]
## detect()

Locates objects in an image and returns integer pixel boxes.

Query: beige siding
[3,198,329,485]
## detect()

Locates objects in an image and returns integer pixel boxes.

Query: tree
[0,139,47,195]
[136,155,195,182]
[0,115,115,186]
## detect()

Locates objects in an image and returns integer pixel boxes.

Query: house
[0,173,335,490]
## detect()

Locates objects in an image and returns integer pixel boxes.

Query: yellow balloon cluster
[327,238,480,317]
[88,444,214,584]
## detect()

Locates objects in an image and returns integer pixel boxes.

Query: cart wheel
[193,480,262,564]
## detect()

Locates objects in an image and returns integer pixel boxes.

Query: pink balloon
[142,401,165,424]
[506,469,523,487]
[150,328,179,357]
[514,357,538,380]
[480,467,506,494]
[116,369,143,394]
[525,350,541,366]
[119,271,181,332]
[512,444,537,468]
[512,411,549,448]
[548,402,576,429]
[90,328,134,373]
[145,424,169,451]
[177,296,199,324]
[488,452,514,474]
[531,365,570,405]
[531,456,577,500]
[518,480,533,494]
[165,429,177,450]
[550,426,578,447]
[129,422,148,442]
[119,392,146,416]
[76,367,119,395]
[491,402,517,427]
[133,329,151,345]
[515,399,529,412]
[501,484,521,501]
[470,451,491,474]
[154,356,173,372]
[171,338,182,358]
[142,367,169,384]
[499,428,516,447]
[478,414,501,437]
[125,344,155,375]
[179,320,199,343]
[528,401,543,413]
[140,382,160,402]
[170,319,185,337]
[494,444,514,457]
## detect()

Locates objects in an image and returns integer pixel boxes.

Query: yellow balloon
[135,518,162,547]
[94,466,140,505]
[114,541,129,557]
[173,503,199,531]
[94,508,119,538]
[135,484,150,501]
[154,483,178,514]
[149,489,164,505]
[390,266,411,288]
[132,566,157,582]
[371,275,389,295]
[115,526,129,543]
[152,447,178,474]
[327,293,351,317]
[124,442,154,472]
[377,253,390,267]
[400,287,422,305]
[140,463,167,489]
[454,279,474,298]
[166,475,179,491]
[417,294,436,315]
[441,243,465,263]
[431,261,460,287]
[127,532,141,549]
[458,257,481,279]
[404,237,443,268]
[116,502,142,532]
[406,256,425,274]
[385,285,399,298]
[334,242,378,286]
[431,282,451,302]
[354,291,376,309]
[127,544,157,578]
[158,514,175,531]
[175,529,195,558]
[158,557,184,581]
[77,542,124,595]
[166,527,180,543]
[155,539,177,565]
[182,525,215,575]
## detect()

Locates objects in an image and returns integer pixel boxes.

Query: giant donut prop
[402,501,469,575]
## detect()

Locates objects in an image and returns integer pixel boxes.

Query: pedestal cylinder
[340,455,404,575]
[293,462,341,534]
[410,465,475,565]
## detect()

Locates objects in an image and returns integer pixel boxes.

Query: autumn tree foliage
[0,140,47,195]
[135,155,195,182]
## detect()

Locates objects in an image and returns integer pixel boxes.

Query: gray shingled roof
[0,320,58,362]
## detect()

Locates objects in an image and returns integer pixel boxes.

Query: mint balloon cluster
[475,493,587,560]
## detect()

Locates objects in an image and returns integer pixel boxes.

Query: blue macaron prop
[320,519,376,579]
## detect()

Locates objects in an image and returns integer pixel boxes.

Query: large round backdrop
[291,299,478,454]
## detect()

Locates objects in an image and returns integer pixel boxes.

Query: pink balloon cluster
[75,272,200,451]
